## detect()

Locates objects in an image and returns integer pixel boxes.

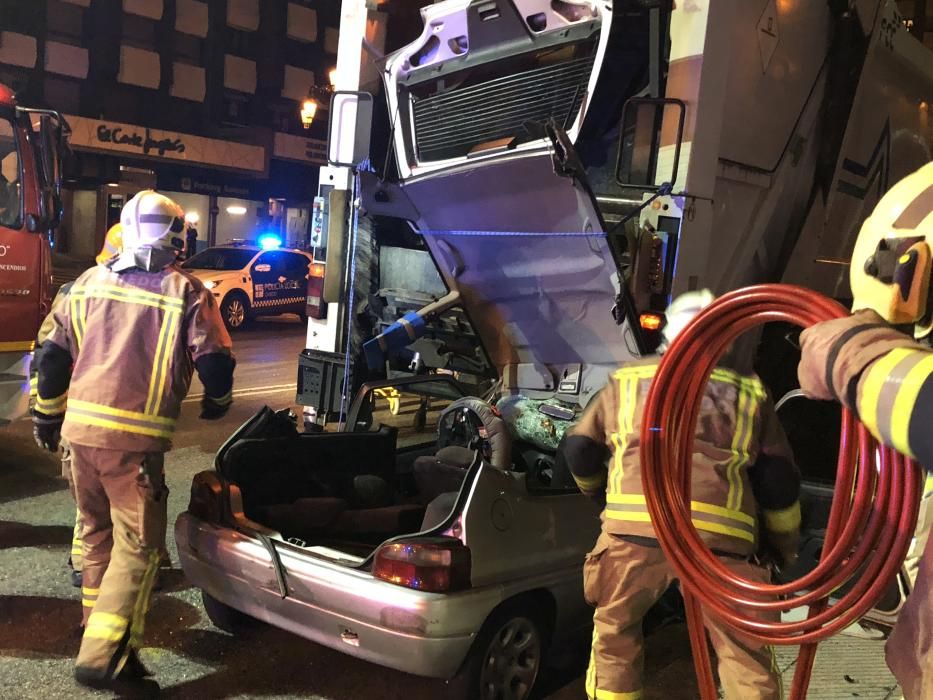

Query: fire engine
[0,83,69,425]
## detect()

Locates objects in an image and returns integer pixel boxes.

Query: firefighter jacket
[30,282,73,405]
[560,357,801,557]
[33,263,234,452]
[799,308,933,468]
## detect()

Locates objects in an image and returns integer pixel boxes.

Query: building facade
[0,0,336,258]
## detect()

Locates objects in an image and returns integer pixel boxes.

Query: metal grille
[411,54,596,162]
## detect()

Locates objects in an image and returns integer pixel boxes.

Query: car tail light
[188,470,225,523]
[306,263,327,320]
[373,538,471,592]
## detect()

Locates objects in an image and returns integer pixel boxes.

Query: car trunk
[215,401,480,562]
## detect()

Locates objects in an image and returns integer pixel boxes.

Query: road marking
[184,383,296,403]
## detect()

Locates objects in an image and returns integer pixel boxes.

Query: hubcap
[478,617,541,700]
[226,299,245,327]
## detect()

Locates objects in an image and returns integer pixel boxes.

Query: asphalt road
[0,316,654,700]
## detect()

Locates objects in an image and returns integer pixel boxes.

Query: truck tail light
[306,263,327,320]
[373,538,471,592]
[188,470,225,523]
[640,312,664,331]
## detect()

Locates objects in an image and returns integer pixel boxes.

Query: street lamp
[300,79,334,129]
[300,98,319,128]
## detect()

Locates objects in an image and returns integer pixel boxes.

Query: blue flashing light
[258,233,282,250]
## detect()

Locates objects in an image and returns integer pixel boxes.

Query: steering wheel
[437,397,511,470]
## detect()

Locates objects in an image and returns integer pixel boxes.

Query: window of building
[324,27,339,55]
[171,62,206,102]
[46,0,84,40]
[43,76,82,114]
[45,41,90,80]
[118,45,161,89]
[0,32,37,69]
[123,0,163,20]
[282,65,314,101]
[173,32,203,64]
[123,13,157,48]
[287,3,317,43]
[226,28,257,58]
[176,0,208,38]
[224,54,257,94]
[227,0,260,32]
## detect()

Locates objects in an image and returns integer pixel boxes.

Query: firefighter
[556,290,801,700]
[32,190,235,693]
[32,224,125,589]
[797,163,933,700]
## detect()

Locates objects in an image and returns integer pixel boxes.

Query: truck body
[0,84,68,425]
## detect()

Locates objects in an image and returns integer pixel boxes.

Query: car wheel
[449,601,549,700]
[220,292,250,331]
[200,590,256,634]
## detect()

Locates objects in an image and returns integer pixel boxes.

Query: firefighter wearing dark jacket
[556,290,801,700]
[32,190,235,694]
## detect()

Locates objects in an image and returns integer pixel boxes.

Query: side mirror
[327,91,374,168]
[25,214,41,233]
[615,98,686,190]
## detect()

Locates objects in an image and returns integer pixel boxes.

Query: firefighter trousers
[61,443,83,572]
[584,533,782,700]
[69,444,168,677]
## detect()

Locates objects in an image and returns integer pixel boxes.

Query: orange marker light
[640,313,663,331]
[309,263,326,278]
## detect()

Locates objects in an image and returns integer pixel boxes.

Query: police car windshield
[183,248,255,271]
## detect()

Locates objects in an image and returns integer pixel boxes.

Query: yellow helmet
[96,223,123,265]
[850,161,933,337]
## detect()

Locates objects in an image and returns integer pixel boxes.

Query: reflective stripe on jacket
[43,264,232,451]
[568,357,797,557]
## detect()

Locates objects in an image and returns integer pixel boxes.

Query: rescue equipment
[641,284,923,700]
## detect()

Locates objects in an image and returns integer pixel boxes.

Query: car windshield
[183,248,255,271]
[0,117,22,229]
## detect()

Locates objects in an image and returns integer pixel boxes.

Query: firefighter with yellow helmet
[32,190,235,693]
[556,290,801,700]
[798,161,933,699]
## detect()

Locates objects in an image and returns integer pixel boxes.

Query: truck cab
[0,84,69,425]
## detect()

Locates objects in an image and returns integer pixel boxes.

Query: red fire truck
[0,83,69,425]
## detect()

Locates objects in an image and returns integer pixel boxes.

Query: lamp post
[299,70,337,129]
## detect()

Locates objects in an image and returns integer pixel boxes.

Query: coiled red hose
[640,284,923,700]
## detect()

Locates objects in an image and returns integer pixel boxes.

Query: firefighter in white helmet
[556,290,801,700]
[32,190,235,693]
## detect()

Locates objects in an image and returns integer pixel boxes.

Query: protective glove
[200,396,230,420]
[798,309,924,407]
[33,412,63,452]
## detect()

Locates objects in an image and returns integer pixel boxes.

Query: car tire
[200,590,256,634]
[220,292,250,331]
[447,599,550,700]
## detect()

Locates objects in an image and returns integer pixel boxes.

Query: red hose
[640,284,923,700]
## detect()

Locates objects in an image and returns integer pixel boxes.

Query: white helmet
[111,190,186,272]
[660,288,716,352]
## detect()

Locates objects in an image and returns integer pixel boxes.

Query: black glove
[33,412,63,452]
[200,396,230,420]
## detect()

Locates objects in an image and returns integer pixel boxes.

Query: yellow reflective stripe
[764,501,802,533]
[82,599,97,608]
[82,587,100,595]
[925,474,933,497]
[67,399,175,426]
[726,383,754,510]
[72,283,184,309]
[594,690,644,700]
[70,294,84,349]
[606,493,755,525]
[0,340,35,351]
[604,509,756,542]
[586,625,598,699]
[213,390,233,406]
[889,353,933,458]
[67,413,173,439]
[573,471,607,491]
[153,310,180,415]
[690,499,756,526]
[85,611,128,640]
[36,394,67,413]
[859,348,915,445]
[145,314,172,415]
[130,550,161,642]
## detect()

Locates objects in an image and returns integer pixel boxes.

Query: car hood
[390,150,640,396]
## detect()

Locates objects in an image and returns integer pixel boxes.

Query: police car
[182,238,317,331]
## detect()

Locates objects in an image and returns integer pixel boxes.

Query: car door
[250,251,289,311]
[280,252,311,312]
